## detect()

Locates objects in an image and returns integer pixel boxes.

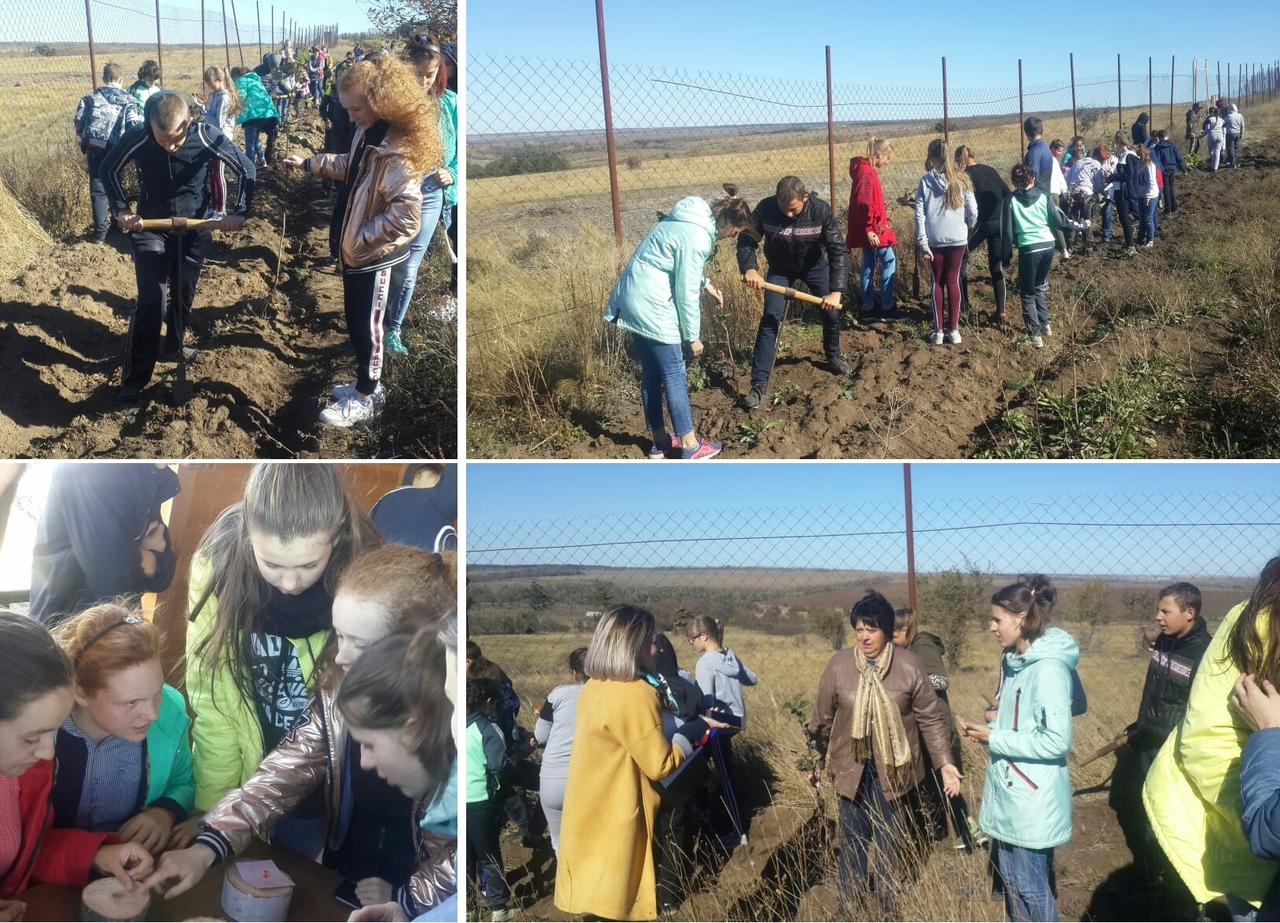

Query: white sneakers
[322,382,386,427]
[930,330,963,345]
[1043,324,1053,337]
[928,330,945,346]
[946,330,962,345]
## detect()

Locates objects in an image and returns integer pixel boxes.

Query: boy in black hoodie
[737,175,848,409]
[1110,582,1210,887]
[101,92,255,404]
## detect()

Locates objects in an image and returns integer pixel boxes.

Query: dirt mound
[0,177,50,281]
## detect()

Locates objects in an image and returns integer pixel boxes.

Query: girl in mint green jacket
[957,575,1080,922]
[604,186,753,460]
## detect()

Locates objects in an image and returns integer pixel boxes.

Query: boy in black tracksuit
[1110,582,1211,888]
[737,176,848,409]
[101,91,255,403]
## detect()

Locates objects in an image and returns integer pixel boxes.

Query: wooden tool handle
[1075,730,1131,767]
[138,217,227,231]
[757,280,826,306]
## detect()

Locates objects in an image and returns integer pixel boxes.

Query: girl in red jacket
[846,137,898,323]
[0,612,153,920]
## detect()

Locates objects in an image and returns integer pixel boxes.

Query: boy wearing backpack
[73,63,143,243]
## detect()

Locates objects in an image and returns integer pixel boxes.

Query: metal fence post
[201,0,207,77]
[222,0,231,67]
[231,0,244,67]
[942,56,949,144]
[1170,55,1175,133]
[1070,52,1077,138]
[594,0,623,253]
[256,1,261,62]
[825,46,835,208]
[85,0,99,89]
[1217,60,1221,99]
[903,463,917,613]
[1018,59,1025,158]
[154,0,164,86]
[1148,56,1152,116]
[1117,54,1123,134]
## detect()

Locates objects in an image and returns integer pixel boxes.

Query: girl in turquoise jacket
[604,185,753,460]
[50,603,195,852]
[957,575,1080,923]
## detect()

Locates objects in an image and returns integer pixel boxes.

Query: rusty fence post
[230,0,244,67]
[826,46,835,208]
[1018,59,1025,158]
[594,0,623,253]
[255,0,261,62]
[1070,52,1077,138]
[1170,55,1175,133]
[903,463,917,613]
[221,0,231,67]
[942,55,949,144]
[1148,56,1152,116]
[1117,54,1123,134]
[85,0,98,89]
[154,0,164,85]
[201,0,206,77]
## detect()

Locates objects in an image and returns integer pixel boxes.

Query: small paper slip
[234,860,295,889]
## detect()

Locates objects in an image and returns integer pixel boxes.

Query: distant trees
[471,147,571,179]
[917,558,991,671]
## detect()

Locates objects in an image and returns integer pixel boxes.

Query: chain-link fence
[0,0,340,159]
[467,485,1280,918]
[469,50,1279,245]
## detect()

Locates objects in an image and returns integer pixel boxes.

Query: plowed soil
[0,121,455,459]
[551,138,1273,460]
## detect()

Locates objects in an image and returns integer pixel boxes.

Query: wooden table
[21,839,352,922]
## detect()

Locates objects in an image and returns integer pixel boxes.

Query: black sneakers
[828,355,852,375]
[742,385,765,410]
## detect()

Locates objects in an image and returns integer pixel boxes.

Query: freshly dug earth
[0,124,455,459]
[545,138,1272,460]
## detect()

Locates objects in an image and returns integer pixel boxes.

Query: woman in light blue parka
[604,184,753,460]
[957,574,1080,923]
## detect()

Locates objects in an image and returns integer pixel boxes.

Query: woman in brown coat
[810,590,961,918]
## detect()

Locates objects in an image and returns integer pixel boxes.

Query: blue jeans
[993,839,1058,921]
[1139,197,1158,244]
[1100,195,1113,240]
[859,246,896,310]
[837,772,905,918]
[632,334,693,439]
[386,174,447,334]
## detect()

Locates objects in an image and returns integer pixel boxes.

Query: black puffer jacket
[1130,617,1212,752]
[736,192,848,292]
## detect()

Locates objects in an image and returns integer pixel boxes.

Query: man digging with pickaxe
[102,91,255,406]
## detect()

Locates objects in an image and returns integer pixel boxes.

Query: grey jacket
[694,648,758,725]
[915,170,979,251]
[1225,105,1245,136]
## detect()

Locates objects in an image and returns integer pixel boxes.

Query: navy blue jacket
[1025,138,1056,195]
[1153,139,1187,173]
[30,465,180,626]
[101,115,255,220]
[737,192,848,292]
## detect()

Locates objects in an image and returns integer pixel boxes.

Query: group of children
[606,103,1251,458]
[70,31,459,426]
[0,463,458,923]
[465,614,758,921]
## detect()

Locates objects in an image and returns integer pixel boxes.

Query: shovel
[138,217,230,405]
[757,280,826,306]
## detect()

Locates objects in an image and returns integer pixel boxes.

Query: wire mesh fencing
[467,50,1280,248]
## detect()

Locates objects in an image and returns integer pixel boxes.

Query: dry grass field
[469,612,1220,921]
[467,98,1280,460]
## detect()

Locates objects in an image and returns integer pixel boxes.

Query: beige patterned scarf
[849,642,914,793]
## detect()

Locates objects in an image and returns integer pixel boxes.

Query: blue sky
[468,0,1278,133]
[467,462,1280,578]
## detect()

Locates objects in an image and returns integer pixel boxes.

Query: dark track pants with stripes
[123,229,211,392]
[344,260,399,395]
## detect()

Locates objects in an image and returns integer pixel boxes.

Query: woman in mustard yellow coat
[554,606,715,921]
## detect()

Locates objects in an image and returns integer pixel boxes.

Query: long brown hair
[336,627,455,806]
[0,611,73,722]
[927,138,972,210]
[712,183,754,238]
[1227,556,1280,684]
[992,574,1057,646]
[190,464,382,711]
